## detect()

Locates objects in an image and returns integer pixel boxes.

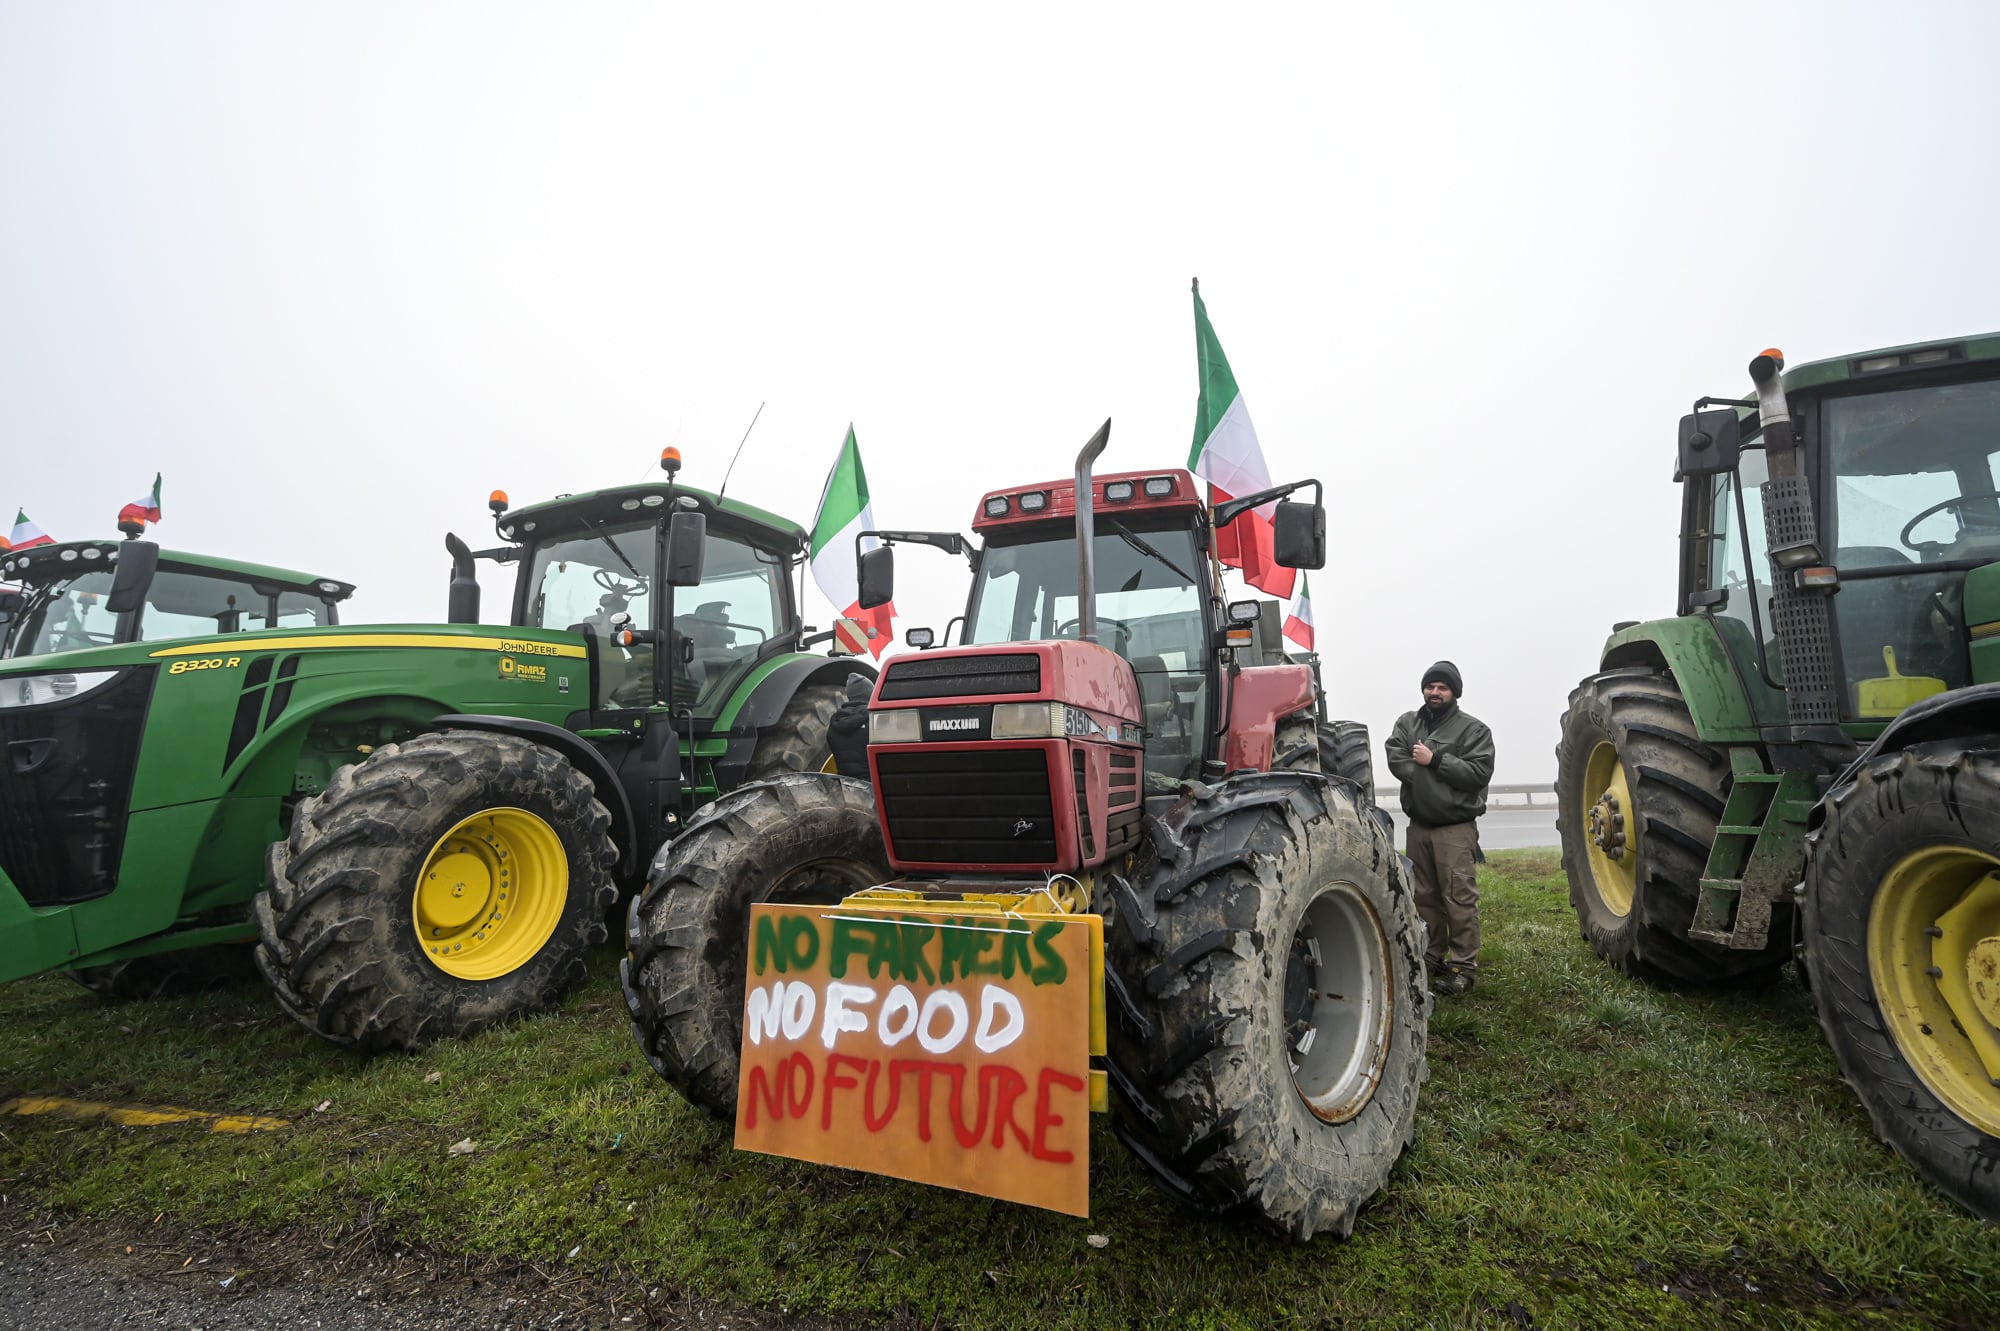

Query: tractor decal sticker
[735,904,1093,1216]
[498,655,548,683]
[148,634,588,659]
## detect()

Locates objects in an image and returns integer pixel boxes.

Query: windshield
[966,520,1209,782]
[1824,378,2000,714]
[522,520,790,714]
[6,567,335,659]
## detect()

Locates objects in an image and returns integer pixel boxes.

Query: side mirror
[105,541,160,614]
[1272,501,1325,569]
[905,626,935,649]
[445,533,480,624]
[858,545,894,609]
[666,512,707,586]
[830,616,868,656]
[1676,408,1743,479]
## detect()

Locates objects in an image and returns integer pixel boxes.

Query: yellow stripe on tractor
[148,634,588,659]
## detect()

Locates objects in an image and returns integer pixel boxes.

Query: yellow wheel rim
[1868,847,2000,1136]
[1578,740,1639,917]
[820,754,839,774]
[413,808,569,982]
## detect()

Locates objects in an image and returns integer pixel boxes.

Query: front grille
[0,666,155,906]
[876,747,1055,863]
[878,653,1041,701]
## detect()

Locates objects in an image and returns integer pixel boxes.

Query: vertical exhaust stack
[1073,419,1111,644]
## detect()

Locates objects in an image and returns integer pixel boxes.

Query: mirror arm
[857,529,975,566]
[1214,478,1321,529]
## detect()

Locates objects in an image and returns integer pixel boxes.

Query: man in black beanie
[1385,660,1495,995]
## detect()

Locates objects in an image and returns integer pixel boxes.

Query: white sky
[4,2,1997,783]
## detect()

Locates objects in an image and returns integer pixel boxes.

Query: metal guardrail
[1375,782,1551,808]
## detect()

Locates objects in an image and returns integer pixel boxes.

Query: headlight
[991,702,1120,741]
[0,669,120,709]
[992,701,1063,739]
[868,708,922,744]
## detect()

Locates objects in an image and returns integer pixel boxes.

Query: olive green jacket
[1385,703,1495,828]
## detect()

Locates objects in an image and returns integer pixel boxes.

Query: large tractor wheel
[1100,771,1429,1240]
[1804,740,2000,1219]
[253,732,617,1051]
[70,943,259,1001]
[1555,668,1780,983]
[1323,719,1376,802]
[746,681,844,778]
[622,772,888,1116]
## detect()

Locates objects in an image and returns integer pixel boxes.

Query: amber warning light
[661,447,682,477]
[488,490,509,516]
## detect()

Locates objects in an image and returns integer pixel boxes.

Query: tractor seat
[1130,654,1176,731]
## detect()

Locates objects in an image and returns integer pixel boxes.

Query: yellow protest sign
[734,903,1096,1216]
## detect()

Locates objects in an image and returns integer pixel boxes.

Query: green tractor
[1556,334,2000,1217]
[0,456,872,1038]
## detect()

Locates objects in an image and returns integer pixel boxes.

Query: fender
[719,653,879,735]
[433,713,640,877]
[1223,664,1314,773]
[1600,615,1776,744]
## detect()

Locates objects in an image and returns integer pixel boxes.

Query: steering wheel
[1900,491,2000,551]
[1054,615,1131,641]
[594,568,646,593]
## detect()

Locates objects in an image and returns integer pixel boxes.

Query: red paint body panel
[867,641,1144,874]
[1223,664,1314,772]
[971,469,1202,534]
[869,641,1141,728]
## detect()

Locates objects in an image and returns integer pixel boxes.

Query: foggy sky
[5,1,1997,783]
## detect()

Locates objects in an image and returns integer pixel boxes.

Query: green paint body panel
[1600,615,1768,742]
[0,623,585,984]
[1963,563,2000,684]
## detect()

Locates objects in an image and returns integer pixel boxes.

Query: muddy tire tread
[253,731,616,1051]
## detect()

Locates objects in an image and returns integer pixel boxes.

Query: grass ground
[2,850,1996,1330]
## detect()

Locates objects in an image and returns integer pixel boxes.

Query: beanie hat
[844,672,873,703]
[1421,660,1463,697]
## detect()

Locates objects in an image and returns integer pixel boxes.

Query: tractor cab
[1678,336,2000,731]
[0,540,352,660]
[851,427,1331,875]
[445,451,875,839]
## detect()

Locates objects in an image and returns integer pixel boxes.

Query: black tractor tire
[1099,771,1429,1241]
[746,681,844,779]
[622,772,889,1116]
[70,943,260,1001]
[253,732,618,1051]
[1272,712,1322,773]
[1323,719,1376,804]
[1804,740,2000,1220]
[1554,667,1781,983]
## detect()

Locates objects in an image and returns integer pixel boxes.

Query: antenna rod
[717,401,766,499]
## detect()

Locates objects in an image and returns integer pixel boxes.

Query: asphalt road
[1381,804,1560,852]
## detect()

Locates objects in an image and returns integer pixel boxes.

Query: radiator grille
[0,666,155,906]
[879,653,1041,701]
[875,747,1055,863]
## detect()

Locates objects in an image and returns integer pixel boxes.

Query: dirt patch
[0,1199,859,1331]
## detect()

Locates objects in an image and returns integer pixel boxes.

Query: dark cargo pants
[1406,819,1481,972]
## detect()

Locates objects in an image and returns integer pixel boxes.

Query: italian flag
[1283,575,1315,651]
[9,510,53,550]
[809,426,895,658]
[119,473,162,526]
[1188,279,1294,600]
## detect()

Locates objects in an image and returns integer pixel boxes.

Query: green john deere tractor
[1556,334,2000,1218]
[0,455,872,1039]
